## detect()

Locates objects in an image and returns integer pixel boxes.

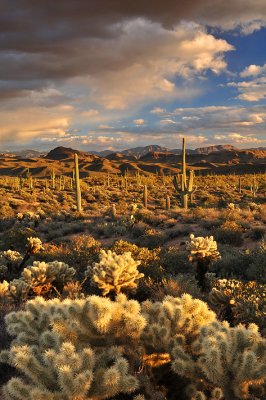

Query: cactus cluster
[1,293,265,399]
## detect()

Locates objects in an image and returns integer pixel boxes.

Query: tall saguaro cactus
[74,153,82,212]
[173,137,194,209]
[143,184,148,208]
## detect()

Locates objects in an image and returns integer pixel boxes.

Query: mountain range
[0,144,265,177]
[2,144,266,159]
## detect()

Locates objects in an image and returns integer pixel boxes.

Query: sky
[0,0,266,152]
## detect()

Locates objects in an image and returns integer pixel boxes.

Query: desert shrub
[160,247,192,274]
[40,235,101,279]
[92,220,129,238]
[213,242,266,283]
[245,242,266,283]
[212,245,248,278]
[0,227,39,252]
[249,226,266,240]
[131,222,150,238]
[213,220,244,246]
[0,218,16,233]
[135,209,167,226]
[167,225,191,239]
[0,204,13,218]
[144,275,203,302]
[136,229,167,249]
[209,278,266,331]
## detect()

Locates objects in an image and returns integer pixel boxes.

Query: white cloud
[80,109,100,117]
[240,63,266,77]
[98,124,113,129]
[226,133,263,143]
[160,119,176,124]
[133,118,145,125]
[228,78,266,101]
[150,107,166,114]
[65,19,233,110]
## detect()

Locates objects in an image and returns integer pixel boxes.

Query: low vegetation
[0,144,265,399]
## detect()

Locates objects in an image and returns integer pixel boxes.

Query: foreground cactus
[87,250,144,296]
[172,321,266,400]
[141,294,216,353]
[1,293,265,399]
[0,295,145,399]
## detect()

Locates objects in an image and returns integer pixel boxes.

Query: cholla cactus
[196,322,266,400]
[186,234,220,262]
[22,260,76,295]
[2,250,23,264]
[0,295,145,399]
[0,280,10,302]
[227,203,235,210]
[16,212,24,220]
[1,341,138,400]
[8,279,30,303]
[130,203,138,214]
[16,237,45,274]
[186,234,220,291]
[26,237,44,254]
[0,250,23,280]
[87,250,144,296]
[3,294,146,348]
[15,211,42,228]
[141,294,216,353]
[172,321,266,400]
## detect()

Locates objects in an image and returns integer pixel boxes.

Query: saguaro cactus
[74,153,82,212]
[143,185,148,208]
[238,176,242,193]
[173,137,194,209]
[50,169,55,189]
[250,175,258,198]
[166,195,171,210]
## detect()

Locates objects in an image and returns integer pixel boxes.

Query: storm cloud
[0,0,265,148]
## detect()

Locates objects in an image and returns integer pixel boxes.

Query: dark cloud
[0,0,265,147]
[0,0,265,100]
